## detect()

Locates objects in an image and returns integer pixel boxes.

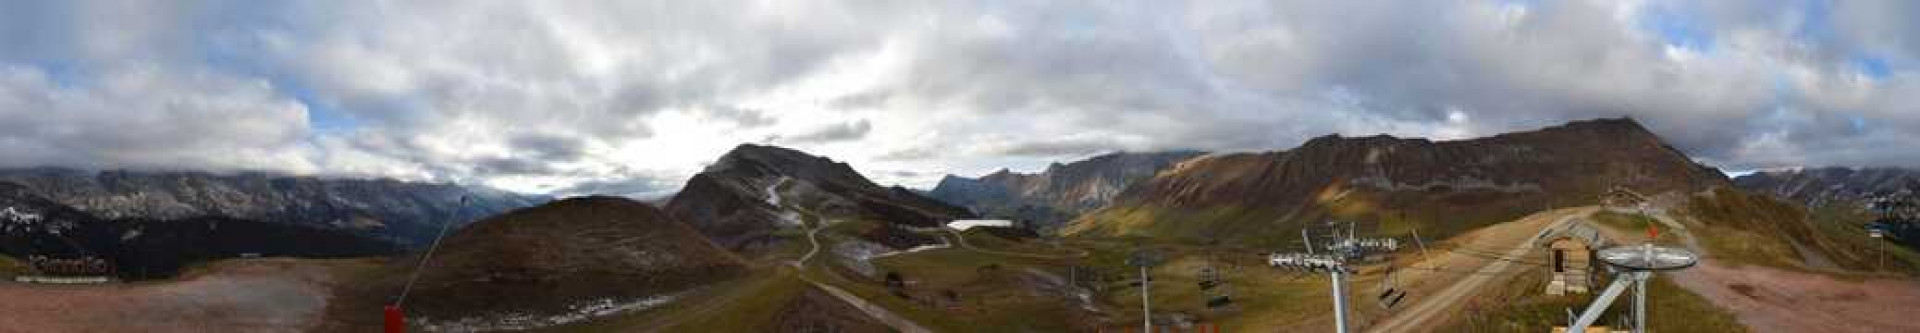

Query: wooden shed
[1540,222,1605,296]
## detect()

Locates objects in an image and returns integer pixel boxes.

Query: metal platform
[1597,244,1698,271]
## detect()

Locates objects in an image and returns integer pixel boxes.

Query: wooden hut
[1541,222,1605,296]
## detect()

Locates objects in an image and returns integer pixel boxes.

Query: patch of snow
[777,211,804,227]
[763,176,790,207]
[0,207,42,223]
[832,237,895,277]
[946,219,1012,231]
[868,241,951,260]
[417,291,691,332]
[762,177,805,227]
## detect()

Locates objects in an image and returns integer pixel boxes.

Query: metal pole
[1412,226,1431,268]
[1141,265,1152,333]
[1331,268,1349,333]
[1571,274,1633,331]
[1634,272,1648,333]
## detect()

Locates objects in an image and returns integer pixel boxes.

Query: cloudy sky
[2,1,1917,197]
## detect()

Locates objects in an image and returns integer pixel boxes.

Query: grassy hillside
[1805,201,1920,275]
[1435,268,1744,332]
[1065,186,1550,250]
[0,255,29,277]
[1681,187,1915,273]
[549,269,818,332]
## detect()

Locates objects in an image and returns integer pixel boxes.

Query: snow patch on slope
[762,177,804,227]
[417,291,692,332]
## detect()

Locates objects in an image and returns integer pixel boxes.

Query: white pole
[1331,268,1349,333]
[1141,265,1152,333]
[1634,272,1648,333]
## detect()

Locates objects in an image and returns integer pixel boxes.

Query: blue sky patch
[1855,56,1892,79]
[1639,3,1715,52]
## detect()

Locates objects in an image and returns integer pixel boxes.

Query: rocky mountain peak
[708,144,879,190]
[669,144,973,252]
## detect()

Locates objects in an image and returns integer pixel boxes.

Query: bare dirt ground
[0,259,355,333]
[1669,263,1920,333]
[1592,208,1920,333]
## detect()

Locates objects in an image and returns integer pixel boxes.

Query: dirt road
[1367,208,1588,333]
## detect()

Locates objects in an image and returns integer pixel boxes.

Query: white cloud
[0,0,1917,194]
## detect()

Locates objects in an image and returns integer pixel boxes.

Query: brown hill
[397,196,746,327]
[1065,118,1730,245]
[929,151,1205,231]
[666,144,973,252]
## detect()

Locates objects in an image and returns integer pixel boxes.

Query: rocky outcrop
[1066,118,1731,244]
[929,151,1204,231]
[0,168,547,247]
[667,144,973,252]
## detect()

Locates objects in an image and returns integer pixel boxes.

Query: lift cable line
[387,195,471,333]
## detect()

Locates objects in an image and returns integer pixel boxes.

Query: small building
[1541,222,1606,296]
[1602,186,1649,210]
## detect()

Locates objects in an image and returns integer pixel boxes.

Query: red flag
[385,305,405,333]
[1648,222,1659,240]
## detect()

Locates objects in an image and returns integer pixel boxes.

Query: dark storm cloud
[552,177,678,199]
[781,119,873,144]
[508,134,589,162]
[993,138,1125,158]
[699,105,779,128]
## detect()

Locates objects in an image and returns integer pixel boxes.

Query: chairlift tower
[1567,243,1699,333]
[1127,249,1165,333]
[1267,220,1394,333]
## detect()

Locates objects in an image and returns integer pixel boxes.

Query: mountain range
[1063,118,1730,245]
[0,182,398,280]
[0,168,547,247]
[1734,167,1920,208]
[928,151,1205,231]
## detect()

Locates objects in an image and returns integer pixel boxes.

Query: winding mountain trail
[1367,208,1587,333]
[761,177,930,332]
